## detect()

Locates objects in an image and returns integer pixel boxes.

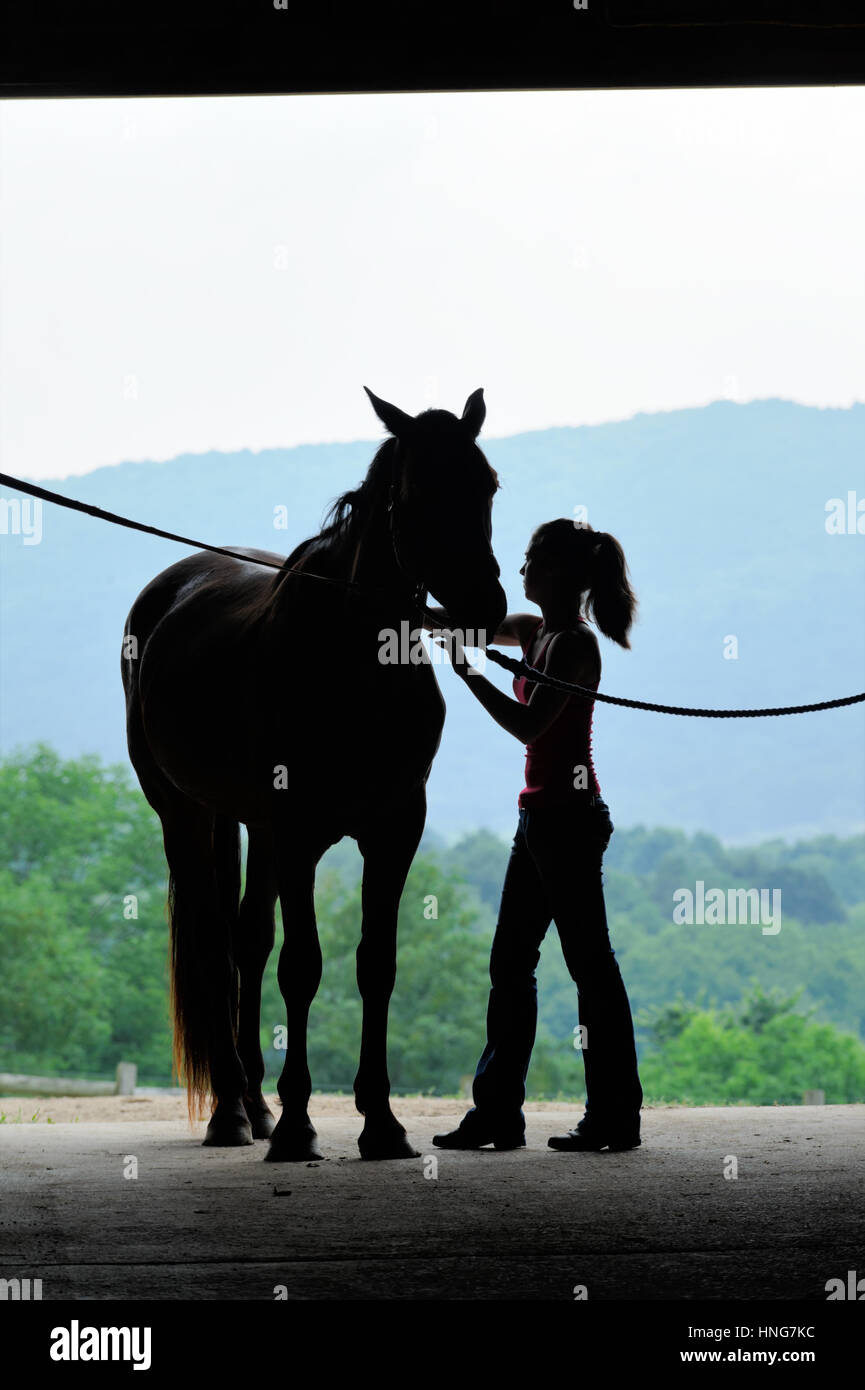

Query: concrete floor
[1,1100,862,1300]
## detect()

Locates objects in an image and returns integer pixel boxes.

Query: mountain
[1,399,863,842]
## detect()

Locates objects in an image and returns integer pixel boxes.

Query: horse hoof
[244,1103,276,1140]
[264,1124,323,1163]
[358,1128,420,1161]
[202,1117,254,1147]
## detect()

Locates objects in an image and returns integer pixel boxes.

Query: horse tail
[166,812,241,1121]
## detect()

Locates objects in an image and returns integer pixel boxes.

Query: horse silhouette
[122,388,506,1161]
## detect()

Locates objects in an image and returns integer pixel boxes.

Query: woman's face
[519,540,546,601]
[520,534,585,603]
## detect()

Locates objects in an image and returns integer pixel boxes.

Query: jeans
[469,798,643,1131]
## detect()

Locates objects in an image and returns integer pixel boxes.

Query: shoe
[433,1118,526,1151]
[548,1116,640,1152]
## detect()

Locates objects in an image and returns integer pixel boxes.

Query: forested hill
[1,398,863,842]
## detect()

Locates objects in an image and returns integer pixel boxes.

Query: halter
[347,438,427,617]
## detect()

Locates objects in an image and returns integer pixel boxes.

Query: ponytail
[585,531,637,649]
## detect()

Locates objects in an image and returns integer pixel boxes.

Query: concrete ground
[1,1096,862,1301]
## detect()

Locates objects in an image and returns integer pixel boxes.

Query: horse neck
[271,500,422,627]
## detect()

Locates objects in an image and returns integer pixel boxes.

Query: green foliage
[636,985,865,1105]
[439,824,865,1045]
[0,868,110,1073]
[1,745,864,1105]
[433,829,516,915]
[0,744,173,1079]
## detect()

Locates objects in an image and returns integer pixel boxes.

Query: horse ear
[461,387,486,438]
[364,387,416,439]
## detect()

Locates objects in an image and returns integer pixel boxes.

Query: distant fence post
[115,1062,138,1096]
[802,1089,825,1105]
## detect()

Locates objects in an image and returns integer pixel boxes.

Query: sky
[0,86,863,480]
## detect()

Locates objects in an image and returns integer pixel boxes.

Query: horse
[122,387,506,1161]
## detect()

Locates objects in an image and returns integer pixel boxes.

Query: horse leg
[264,832,329,1163]
[235,827,278,1140]
[162,809,253,1147]
[354,791,426,1160]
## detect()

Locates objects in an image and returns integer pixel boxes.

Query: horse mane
[319,437,396,542]
[273,437,397,587]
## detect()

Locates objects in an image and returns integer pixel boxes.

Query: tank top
[514,617,601,808]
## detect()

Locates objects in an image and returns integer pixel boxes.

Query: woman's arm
[445,628,600,744]
[489,612,543,648]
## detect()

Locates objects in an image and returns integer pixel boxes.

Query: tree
[638,986,865,1105]
[0,745,172,1079]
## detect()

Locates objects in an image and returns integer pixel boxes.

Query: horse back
[123,550,445,831]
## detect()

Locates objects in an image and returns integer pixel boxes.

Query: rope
[2,469,862,718]
[483,648,865,717]
[0,471,368,594]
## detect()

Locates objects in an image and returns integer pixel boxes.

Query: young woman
[428,518,643,1152]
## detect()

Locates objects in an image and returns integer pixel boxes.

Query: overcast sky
[1,87,863,480]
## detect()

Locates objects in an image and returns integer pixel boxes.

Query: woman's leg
[470,811,555,1127]
[524,803,642,1128]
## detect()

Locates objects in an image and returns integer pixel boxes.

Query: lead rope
[1,469,862,718]
[481,647,864,718]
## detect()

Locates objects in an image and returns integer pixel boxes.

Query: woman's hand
[432,627,596,745]
[431,629,474,678]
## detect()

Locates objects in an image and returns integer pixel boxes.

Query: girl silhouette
[429,518,643,1151]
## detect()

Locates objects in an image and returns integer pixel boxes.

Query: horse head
[364,386,507,641]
